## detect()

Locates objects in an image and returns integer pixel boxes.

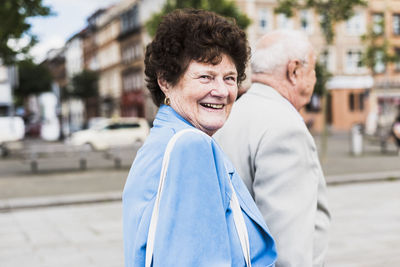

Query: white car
[0,116,25,157]
[69,117,150,150]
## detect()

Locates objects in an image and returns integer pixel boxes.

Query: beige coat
[215,83,330,267]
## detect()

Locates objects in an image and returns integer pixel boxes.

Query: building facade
[365,0,400,136]
[236,0,373,132]
[48,0,400,134]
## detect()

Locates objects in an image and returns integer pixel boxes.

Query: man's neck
[252,73,300,111]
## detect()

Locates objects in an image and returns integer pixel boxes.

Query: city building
[365,0,400,136]
[77,0,162,121]
[47,0,400,135]
[0,63,18,115]
[235,0,373,132]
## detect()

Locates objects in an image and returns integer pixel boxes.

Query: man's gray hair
[251,29,313,74]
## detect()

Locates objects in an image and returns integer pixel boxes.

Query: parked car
[69,117,150,150]
[0,116,25,157]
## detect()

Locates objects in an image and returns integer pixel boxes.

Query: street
[1,180,399,266]
[0,202,122,267]
[326,180,400,267]
[0,132,400,266]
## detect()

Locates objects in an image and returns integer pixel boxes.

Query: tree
[71,70,100,121]
[275,0,366,161]
[146,0,251,37]
[14,59,53,105]
[275,0,366,44]
[314,62,332,97]
[361,18,396,73]
[71,70,99,100]
[0,0,51,64]
[361,17,398,150]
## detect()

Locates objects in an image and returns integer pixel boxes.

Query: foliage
[314,62,332,97]
[14,59,53,105]
[146,0,251,37]
[361,19,397,73]
[71,70,99,100]
[275,0,366,44]
[0,0,51,64]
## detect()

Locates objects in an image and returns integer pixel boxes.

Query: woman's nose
[210,79,229,98]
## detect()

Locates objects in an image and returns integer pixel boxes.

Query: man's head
[251,29,316,111]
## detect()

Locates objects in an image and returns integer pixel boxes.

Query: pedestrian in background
[215,29,331,267]
[122,9,276,267]
[392,111,400,155]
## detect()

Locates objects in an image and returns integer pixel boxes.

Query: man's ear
[287,59,301,85]
[157,77,169,95]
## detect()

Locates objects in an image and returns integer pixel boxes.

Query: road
[326,180,400,267]
[1,180,399,266]
[2,133,400,178]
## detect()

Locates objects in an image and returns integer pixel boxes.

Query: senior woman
[123,9,276,267]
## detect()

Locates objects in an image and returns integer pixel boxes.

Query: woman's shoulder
[171,128,213,149]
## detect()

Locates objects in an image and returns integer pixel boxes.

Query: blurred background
[1,0,400,266]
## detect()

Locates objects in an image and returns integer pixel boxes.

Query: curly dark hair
[144,8,250,106]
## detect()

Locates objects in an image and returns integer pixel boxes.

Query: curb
[2,170,400,212]
[0,191,122,212]
[326,170,400,185]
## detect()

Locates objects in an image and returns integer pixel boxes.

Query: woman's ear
[287,59,301,86]
[157,77,169,95]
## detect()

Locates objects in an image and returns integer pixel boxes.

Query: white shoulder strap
[145,129,251,267]
[228,178,252,267]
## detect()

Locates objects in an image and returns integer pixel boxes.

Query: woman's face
[162,54,238,136]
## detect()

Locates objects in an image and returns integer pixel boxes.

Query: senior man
[215,29,331,267]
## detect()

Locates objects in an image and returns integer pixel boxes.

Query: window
[349,93,355,111]
[259,9,272,32]
[393,14,400,35]
[373,50,385,73]
[349,92,365,112]
[106,124,120,130]
[395,48,400,71]
[89,56,99,71]
[123,71,144,92]
[121,5,139,34]
[122,43,143,64]
[372,13,384,35]
[319,48,335,72]
[277,14,293,29]
[0,106,10,116]
[0,66,7,82]
[346,11,366,35]
[300,10,313,34]
[345,50,363,73]
[121,123,140,129]
[320,50,329,69]
[305,94,321,112]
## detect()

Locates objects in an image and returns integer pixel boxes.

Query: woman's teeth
[202,103,223,109]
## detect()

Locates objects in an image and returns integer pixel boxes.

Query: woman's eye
[225,76,237,83]
[199,75,212,81]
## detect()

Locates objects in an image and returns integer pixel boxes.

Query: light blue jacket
[123,105,276,267]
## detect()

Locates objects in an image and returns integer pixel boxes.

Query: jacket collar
[248,83,293,107]
[224,157,271,232]
[248,83,303,122]
[153,105,194,132]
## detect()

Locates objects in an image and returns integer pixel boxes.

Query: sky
[28,0,120,63]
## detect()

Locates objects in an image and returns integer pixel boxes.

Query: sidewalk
[317,133,400,184]
[0,132,399,211]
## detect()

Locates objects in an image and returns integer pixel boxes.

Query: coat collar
[248,83,304,122]
[153,105,194,132]
[224,157,272,233]
[249,83,294,109]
